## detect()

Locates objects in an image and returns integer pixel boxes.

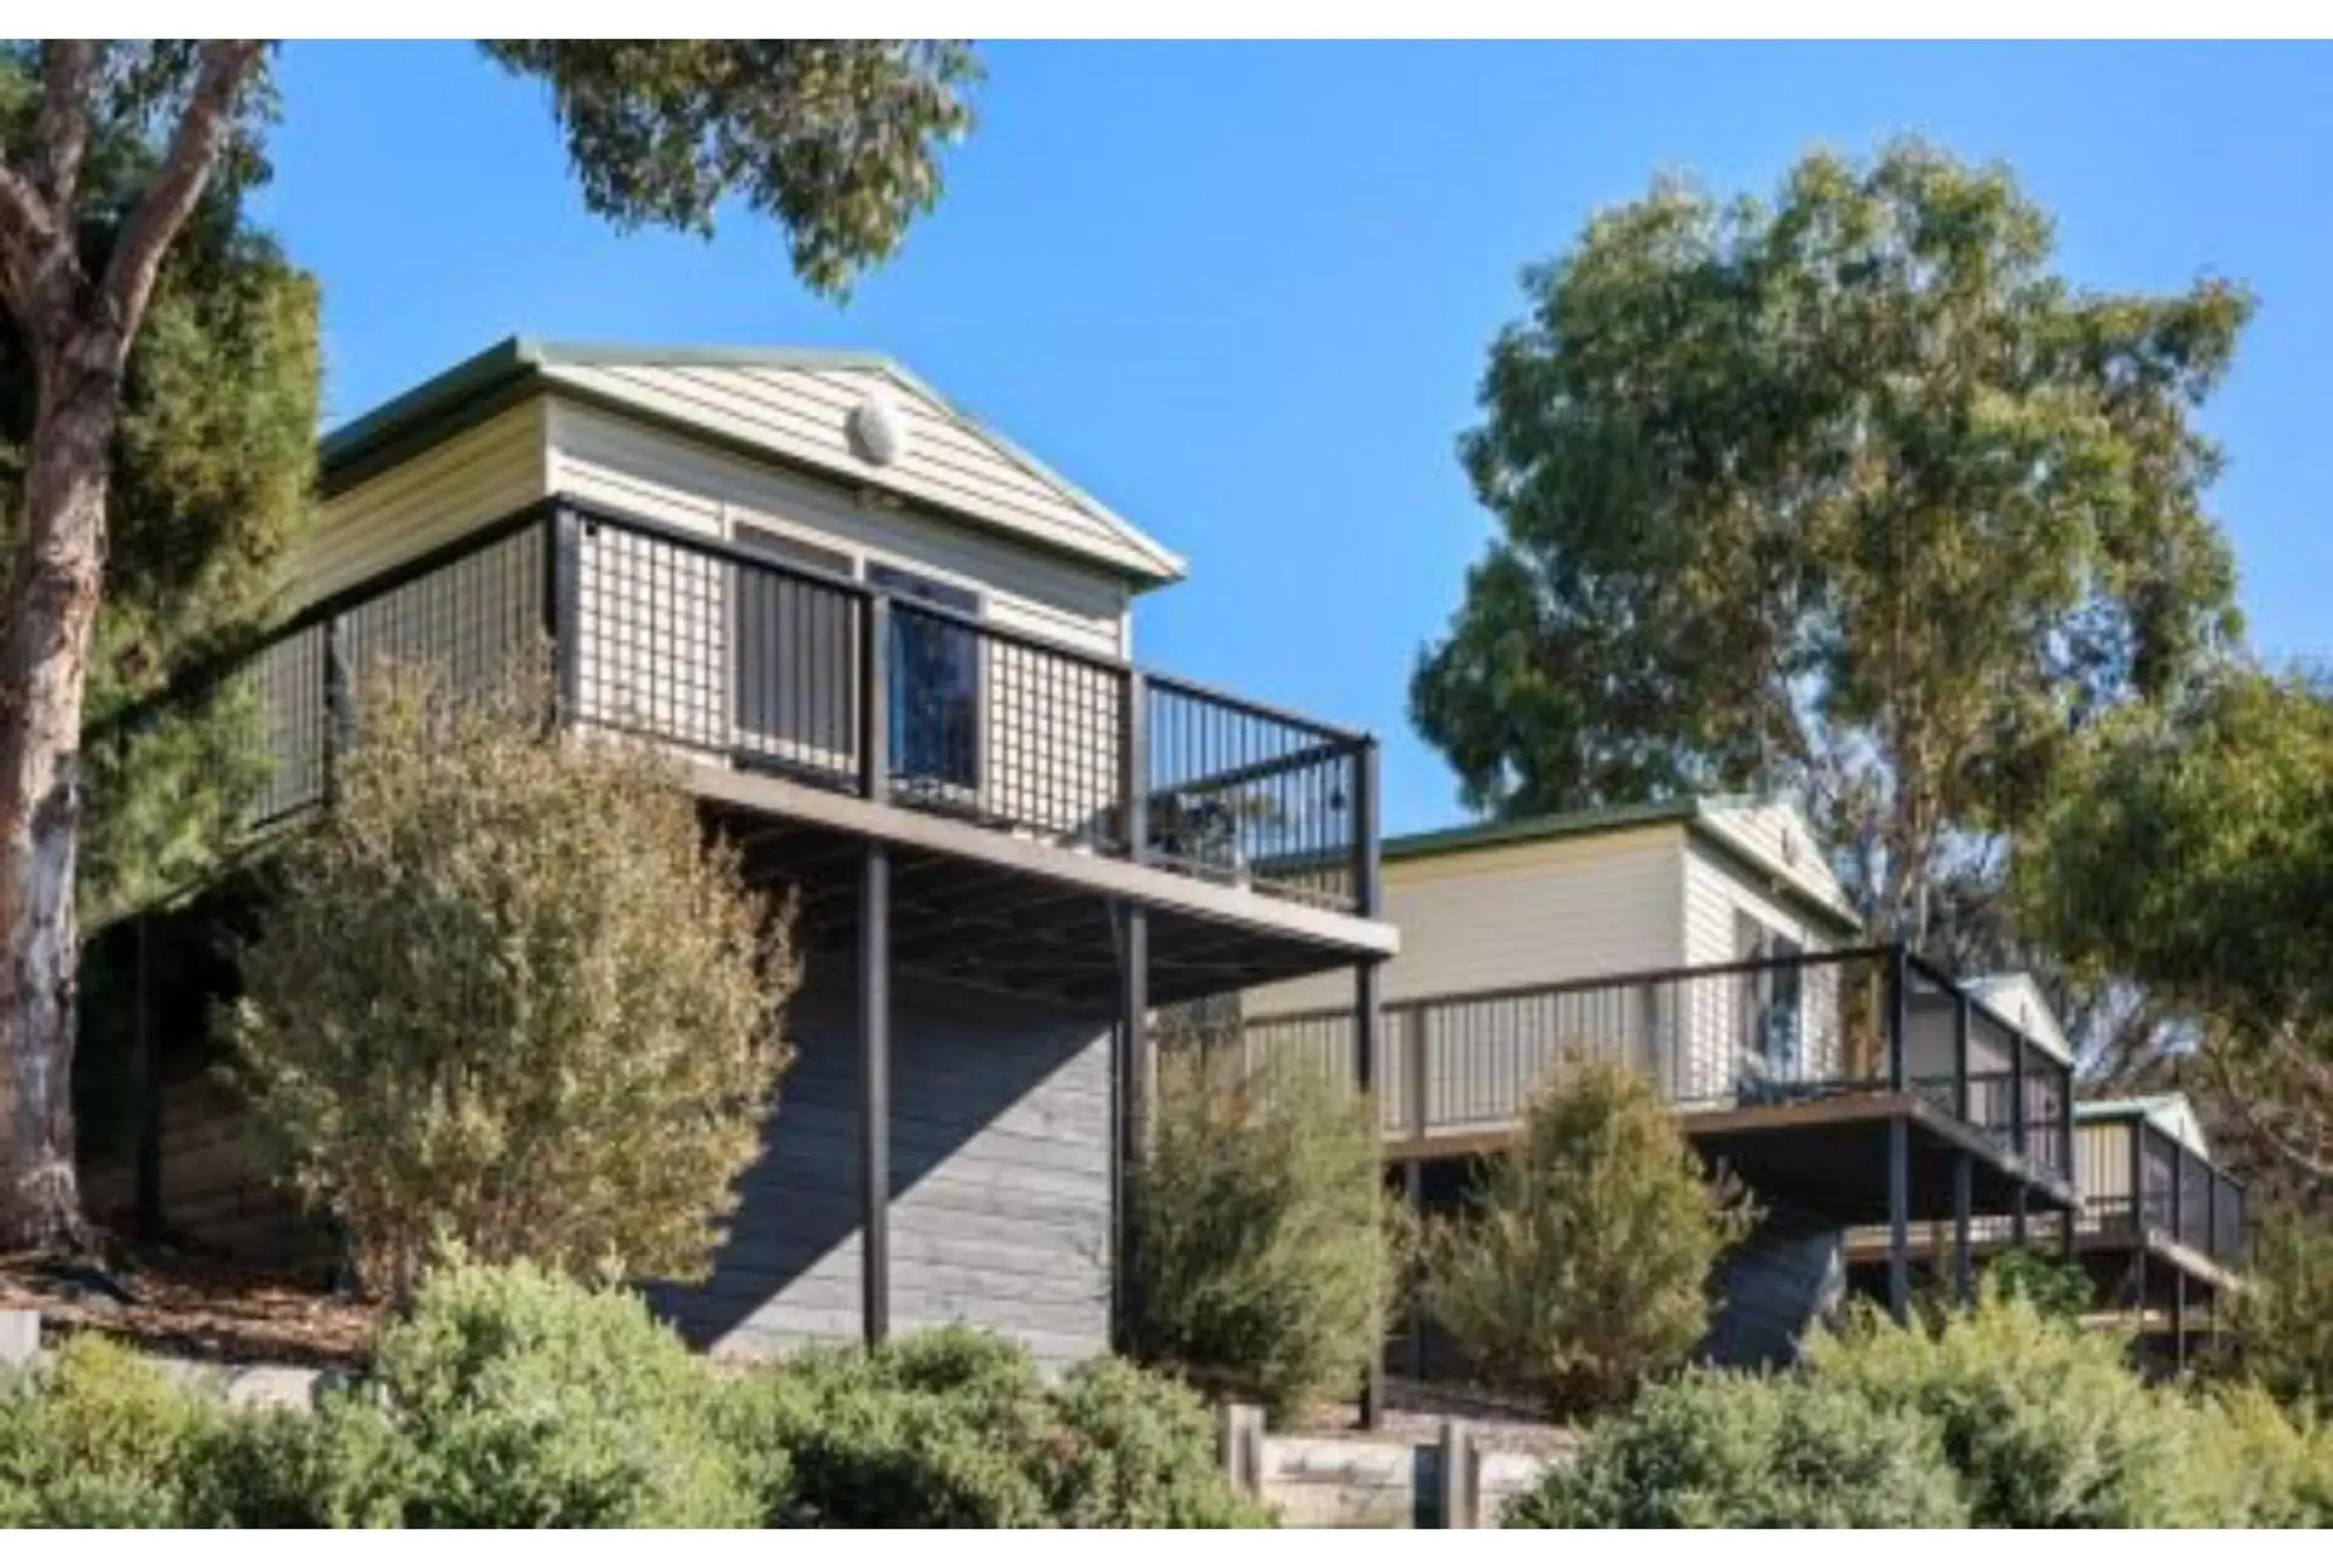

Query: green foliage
[1506,1369,1968,1527]
[228,663,797,1296]
[0,1335,224,1527]
[716,1323,1270,1527]
[2219,1207,2333,1422]
[481,41,977,297]
[1510,1289,2333,1528]
[1128,1049,1407,1425]
[2186,1384,2333,1528]
[0,54,318,929]
[1419,1057,1752,1419]
[2023,669,2333,1190]
[1805,1290,2210,1526]
[1981,1246,2093,1321]
[354,1259,758,1527]
[1413,139,2247,941]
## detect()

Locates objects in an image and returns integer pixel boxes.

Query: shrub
[719,1324,1267,1527]
[187,1397,413,1527]
[1504,1369,1967,1527]
[0,1335,223,1527]
[2219,1206,2333,1423]
[354,1258,756,1527]
[1419,1056,1752,1419]
[229,659,797,1296]
[1804,1288,2210,1526]
[1129,1049,1406,1424]
[2186,1384,2333,1528]
[1980,1246,2093,1321]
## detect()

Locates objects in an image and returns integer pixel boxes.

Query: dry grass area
[0,1248,378,1369]
[1301,1379,1580,1458]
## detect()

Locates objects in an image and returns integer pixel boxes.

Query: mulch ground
[0,1245,378,1370]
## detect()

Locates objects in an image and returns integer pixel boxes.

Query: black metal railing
[1236,942,2078,1185]
[2076,1110,2249,1269]
[93,498,1375,915]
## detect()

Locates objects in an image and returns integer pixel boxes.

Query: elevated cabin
[1234,797,2079,1359]
[1847,1088,2249,1370]
[90,339,1397,1375]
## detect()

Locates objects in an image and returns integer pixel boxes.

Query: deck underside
[700,778,1394,1010]
[1384,1092,2075,1228]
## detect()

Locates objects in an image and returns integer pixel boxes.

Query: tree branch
[93,40,263,355]
[33,41,98,212]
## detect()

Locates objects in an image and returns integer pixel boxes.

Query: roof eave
[317,336,1189,591]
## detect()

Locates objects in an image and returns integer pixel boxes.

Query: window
[1735,913,1805,1075]
[869,562,982,796]
[732,521,860,775]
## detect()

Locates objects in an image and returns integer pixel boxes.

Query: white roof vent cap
[847,391,908,467]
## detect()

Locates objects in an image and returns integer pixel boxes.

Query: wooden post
[1886,945,1912,1326]
[1437,1420,1476,1529]
[1218,1403,1265,1497]
[857,596,891,1348]
[1115,900,1149,1352]
[2009,1031,2029,1250]
[1351,737,1385,1431]
[546,506,582,726]
[859,842,891,1348]
[1951,1151,1974,1308]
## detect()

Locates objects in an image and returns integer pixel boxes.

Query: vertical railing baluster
[1121,669,1147,863]
[861,595,890,803]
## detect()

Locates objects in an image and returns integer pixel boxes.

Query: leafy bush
[357,1258,757,1527]
[1980,1246,2093,1320]
[1129,1049,1405,1424]
[1506,1369,1967,1527]
[719,1324,1267,1527]
[2220,1206,2333,1423]
[229,660,797,1296]
[0,1268,1266,1527]
[1419,1056,1752,1419]
[2191,1384,2333,1527]
[0,1336,224,1527]
[1805,1288,2215,1527]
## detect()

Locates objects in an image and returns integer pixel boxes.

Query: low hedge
[1505,1288,2333,1529]
[0,1262,1265,1529]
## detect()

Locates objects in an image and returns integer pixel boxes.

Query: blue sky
[250,41,2333,835]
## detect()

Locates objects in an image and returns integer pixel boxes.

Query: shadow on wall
[646,968,1116,1370]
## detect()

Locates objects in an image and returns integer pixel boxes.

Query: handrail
[1238,941,2078,1182]
[88,492,1376,918]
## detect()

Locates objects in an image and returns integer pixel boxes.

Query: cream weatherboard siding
[301,397,549,605]
[1695,800,1845,921]
[1245,825,1690,1018]
[544,395,1132,656]
[535,358,1175,587]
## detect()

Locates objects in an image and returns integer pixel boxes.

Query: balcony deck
[1237,945,2079,1326]
[96,497,1396,1004]
[1843,1105,2250,1301]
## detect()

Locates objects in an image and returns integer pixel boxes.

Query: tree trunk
[0,331,121,1252]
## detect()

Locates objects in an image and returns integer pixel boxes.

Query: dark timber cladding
[101,493,1399,1361]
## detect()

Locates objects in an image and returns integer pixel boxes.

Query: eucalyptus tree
[0,40,976,1249]
[1414,141,2249,956]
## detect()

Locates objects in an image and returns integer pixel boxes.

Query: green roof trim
[2076,1095,2186,1122]
[1383,794,1863,934]
[316,335,1186,587]
[1382,798,1702,862]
